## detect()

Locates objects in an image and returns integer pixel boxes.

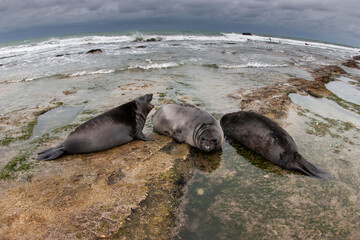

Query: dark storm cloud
[0,0,359,46]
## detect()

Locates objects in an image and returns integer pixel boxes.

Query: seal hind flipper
[37,144,66,161]
[287,153,332,180]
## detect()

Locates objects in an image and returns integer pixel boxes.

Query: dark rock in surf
[342,60,359,69]
[86,49,103,54]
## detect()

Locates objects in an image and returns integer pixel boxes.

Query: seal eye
[201,137,206,142]
[211,139,217,143]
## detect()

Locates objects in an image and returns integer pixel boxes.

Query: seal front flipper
[37,144,66,161]
[170,129,185,143]
[134,125,154,141]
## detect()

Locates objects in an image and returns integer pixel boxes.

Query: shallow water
[289,93,360,127]
[33,106,83,137]
[325,77,360,105]
[1,31,360,238]
[174,109,360,239]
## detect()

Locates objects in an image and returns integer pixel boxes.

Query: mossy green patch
[35,102,64,117]
[1,136,14,146]
[18,119,38,140]
[81,109,97,115]
[52,124,80,134]
[230,142,286,176]
[62,89,77,95]
[159,92,167,98]
[0,153,34,180]
[306,119,333,137]
[30,133,58,146]
[1,102,65,145]
[190,148,222,172]
[327,94,360,115]
[161,168,181,182]
[112,151,193,240]
[1,119,38,145]
[75,234,83,239]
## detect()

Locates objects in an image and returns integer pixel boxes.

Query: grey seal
[37,94,154,161]
[153,103,223,152]
[220,111,331,179]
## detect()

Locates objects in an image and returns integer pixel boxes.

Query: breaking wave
[127,62,180,70]
[204,62,288,69]
[70,69,115,77]
[220,62,288,68]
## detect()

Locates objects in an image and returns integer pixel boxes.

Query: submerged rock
[342,60,359,69]
[86,49,103,54]
[236,64,348,119]
[311,65,346,83]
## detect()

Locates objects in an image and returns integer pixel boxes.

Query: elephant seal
[220,111,331,179]
[37,94,154,161]
[153,103,223,152]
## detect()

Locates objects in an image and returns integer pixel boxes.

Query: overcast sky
[1,0,359,47]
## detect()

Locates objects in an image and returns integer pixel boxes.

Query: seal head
[135,94,154,116]
[194,124,223,152]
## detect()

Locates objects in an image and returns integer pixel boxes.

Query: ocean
[1,31,360,239]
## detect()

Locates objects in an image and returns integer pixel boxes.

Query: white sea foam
[221,33,359,52]
[70,69,115,77]
[1,32,359,61]
[220,62,288,68]
[4,69,116,83]
[127,62,180,70]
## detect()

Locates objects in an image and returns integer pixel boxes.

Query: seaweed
[0,153,34,180]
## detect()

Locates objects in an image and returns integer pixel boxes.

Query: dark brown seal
[220,111,331,179]
[37,94,154,161]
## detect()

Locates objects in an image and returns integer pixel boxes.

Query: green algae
[112,156,193,240]
[1,136,14,145]
[177,141,359,239]
[327,94,360,115]
[161,168,181,182]
[159,93,166,99]
[1,102,64,145]
[190,148,222,173]
[0,153,34,180]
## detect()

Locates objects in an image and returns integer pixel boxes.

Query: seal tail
[37,144,65,161]
[289,153,332,180]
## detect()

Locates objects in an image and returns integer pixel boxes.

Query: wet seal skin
[153,103,223,152]
[220,111,331,179]
[37,94,154,161]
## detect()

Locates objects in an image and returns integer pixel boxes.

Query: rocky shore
[0,56,359,239]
